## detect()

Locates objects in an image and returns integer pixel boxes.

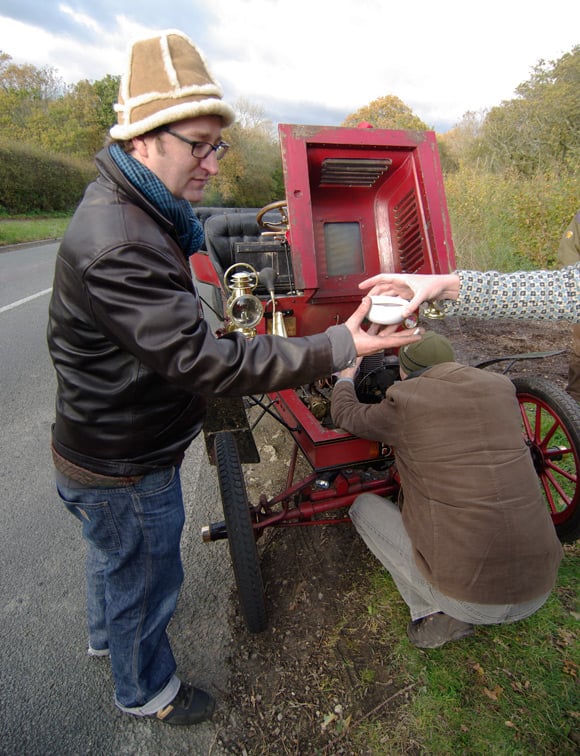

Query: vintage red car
[190,124,580,632]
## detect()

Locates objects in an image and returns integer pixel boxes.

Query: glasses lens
[215,142,229,160]
[191,141,229,160]
[191,142,213,159]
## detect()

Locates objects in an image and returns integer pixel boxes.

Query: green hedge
[444,168,580,272]
[0,141,96,214]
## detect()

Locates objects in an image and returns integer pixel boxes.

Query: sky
[0,0,578,134]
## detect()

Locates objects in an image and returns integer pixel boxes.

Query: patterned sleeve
[442,264,580,321]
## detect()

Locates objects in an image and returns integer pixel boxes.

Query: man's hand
[345,297,423,356]
[358,273,460,318]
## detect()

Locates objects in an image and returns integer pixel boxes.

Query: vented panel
[320,158,392,186]
[394,189,425,271]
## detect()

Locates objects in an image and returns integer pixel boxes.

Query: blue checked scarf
[109,143,204,257]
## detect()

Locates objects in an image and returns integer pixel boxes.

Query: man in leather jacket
[331,332,562,649]
[46,30,422,726]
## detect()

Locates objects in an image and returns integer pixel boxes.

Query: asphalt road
[0,242,235,755]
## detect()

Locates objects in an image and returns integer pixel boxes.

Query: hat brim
[110,97,236,140]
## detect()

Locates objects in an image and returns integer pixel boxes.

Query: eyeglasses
[162,128,229,160]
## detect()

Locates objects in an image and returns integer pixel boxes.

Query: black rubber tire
[214,430,268,632]
[513,376,580,543]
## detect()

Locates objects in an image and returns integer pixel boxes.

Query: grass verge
[0,215,71,246]
[330,541,579,754]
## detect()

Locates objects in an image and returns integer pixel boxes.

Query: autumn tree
[0,52,65,138]
[342,94,429,131]
[0,51,119,159]
[40,75,119,157]
[205,99,282,207]
[16,74,119,158]
[0,52,64,99]
[438,111,486,172]
[471,45,580,175]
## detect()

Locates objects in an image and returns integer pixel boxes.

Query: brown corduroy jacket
[331,363,562,604]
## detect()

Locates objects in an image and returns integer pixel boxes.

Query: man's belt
[52,446,144,488]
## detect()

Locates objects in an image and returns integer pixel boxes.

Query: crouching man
[331,331,562,649]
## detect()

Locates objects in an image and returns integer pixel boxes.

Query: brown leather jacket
[47,147,354,476]
[331,363,562,604]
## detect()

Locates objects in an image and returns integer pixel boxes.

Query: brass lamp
[223,263,264,338]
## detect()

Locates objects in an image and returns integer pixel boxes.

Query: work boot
[407,612,474,649]
[154,682,215,726]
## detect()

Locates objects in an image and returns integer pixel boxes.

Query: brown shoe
[407,612,474,649]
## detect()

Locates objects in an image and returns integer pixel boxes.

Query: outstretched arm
[359,273,460,319]
[360,266,580,322]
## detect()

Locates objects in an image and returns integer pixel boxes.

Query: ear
[131,134,150,158]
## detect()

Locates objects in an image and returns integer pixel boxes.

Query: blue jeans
[56,466,185,710]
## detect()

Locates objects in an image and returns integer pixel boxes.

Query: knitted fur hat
[110,29,235,140]
[399,331,455,375]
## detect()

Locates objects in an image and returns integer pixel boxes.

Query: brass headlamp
[223,263,264,338]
